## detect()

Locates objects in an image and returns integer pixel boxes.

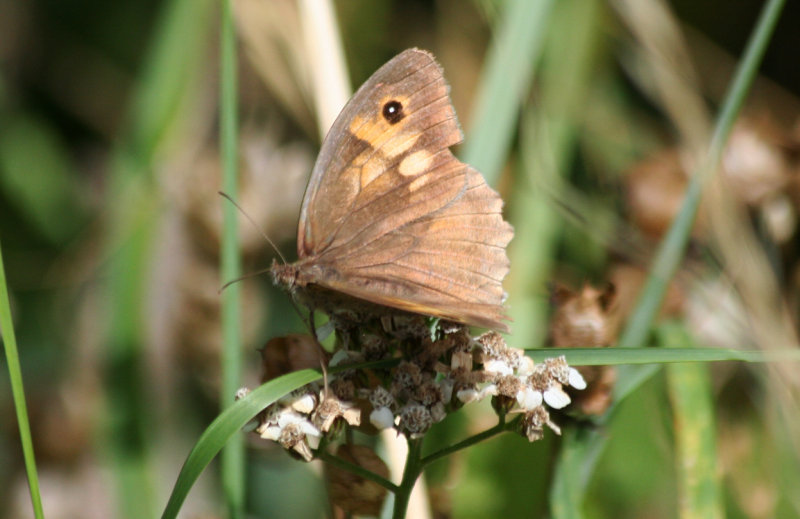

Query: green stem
[219,0,244,517]
[421,417,513,467]
[317,450,400,493]
[392,437,424,519]
[0,243,44,518]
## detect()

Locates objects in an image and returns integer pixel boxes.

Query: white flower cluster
[450,331,585,440]
[248,325,587,459]
[247,385,361,461]
[357,329,585,441]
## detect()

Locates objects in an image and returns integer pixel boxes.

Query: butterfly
[271,48,513,332]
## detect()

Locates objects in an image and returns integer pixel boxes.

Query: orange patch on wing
[399,150,433,177]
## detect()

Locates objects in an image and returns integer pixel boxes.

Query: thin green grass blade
[161,369,323,519]
[526,347,800,366]
[660,323,724,519]
[617,0,787,350]
[463,0,555,186]
[0,242,44,518]
[551,1,786,516]
[219,1,244,517]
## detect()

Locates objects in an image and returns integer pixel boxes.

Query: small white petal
[277,410,321,437]
[298,420,321,438]
[370,407,395,430]
[543,386,571,409]
[478,383,498,400]
[291,393,317,414]
[260,425,281,441]
[516,387,543,410]
[517,357,535,376]
[456,388,479,404]
[292,441,314,462]
[484,359,513,376]
[306,433,321,450]
[342,407,362,426]
[277,409,306,428]
[568,368,587,390]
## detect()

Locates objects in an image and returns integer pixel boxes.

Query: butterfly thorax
[271,258,430,330]
[270,258,337,291]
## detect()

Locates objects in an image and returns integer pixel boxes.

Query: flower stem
[392,437,424,519]
[421,416,514,467]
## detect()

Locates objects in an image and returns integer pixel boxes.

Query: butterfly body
[272,49,513,332]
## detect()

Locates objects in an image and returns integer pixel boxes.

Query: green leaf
[161,369,322,519]
[661,322,724,519]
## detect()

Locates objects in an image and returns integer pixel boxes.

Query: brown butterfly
[271,48,513,332]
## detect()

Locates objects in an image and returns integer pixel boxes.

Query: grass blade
[526,347,800,366]
[0,241,44,518]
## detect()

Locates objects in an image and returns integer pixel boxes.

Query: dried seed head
[520,406,560,442]
[495,374,523,399]
[476,330,507,359]
[330,378,356,401]
[399,404,433,438]
[550,283,616,348]
[278,422,306,450]
[394,361,423,390]
[415,379,443,406]
[313,396,361,432]
[360,332,389,360]
[543,357,571,385]
[369,386,395,410]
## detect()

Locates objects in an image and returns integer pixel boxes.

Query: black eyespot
[382,100,404,124]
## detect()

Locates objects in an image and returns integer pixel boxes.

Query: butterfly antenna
[218,191,287,264]
[218,267,274,293]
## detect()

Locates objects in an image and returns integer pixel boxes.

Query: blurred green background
[2,0,800,518]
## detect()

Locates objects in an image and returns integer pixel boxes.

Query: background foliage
[2,0,800,517]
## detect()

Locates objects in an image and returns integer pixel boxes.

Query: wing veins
[372,270,500,305]
[323,163,466,256]
[349,258,503,295]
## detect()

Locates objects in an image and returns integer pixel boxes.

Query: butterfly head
[270,259,300,292]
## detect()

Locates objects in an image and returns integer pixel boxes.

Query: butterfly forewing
[287,48,513,331]
[298,49,459,255]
